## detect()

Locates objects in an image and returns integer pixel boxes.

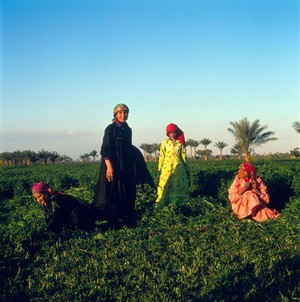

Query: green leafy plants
[1,159,299,301]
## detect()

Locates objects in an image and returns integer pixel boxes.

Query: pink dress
[228,176,280,222]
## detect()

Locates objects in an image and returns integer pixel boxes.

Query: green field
[1,160,299,301]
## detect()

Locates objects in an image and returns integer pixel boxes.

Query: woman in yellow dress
[156,123,189,207]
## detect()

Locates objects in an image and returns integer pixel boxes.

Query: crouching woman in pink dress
[228,162,280,222]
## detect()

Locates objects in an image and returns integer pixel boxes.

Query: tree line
[140,139,232,161]
[1,118,299,166]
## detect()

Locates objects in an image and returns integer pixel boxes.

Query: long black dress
[93,121,137,226]
[45,193,91,232]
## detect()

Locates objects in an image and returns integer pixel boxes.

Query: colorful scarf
[113,103,129,116]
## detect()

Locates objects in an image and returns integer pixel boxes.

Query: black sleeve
[100,124,114,159]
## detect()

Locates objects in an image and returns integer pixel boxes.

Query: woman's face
[115,110,128,123]
[33,191,48,206]
[168,131,177,141]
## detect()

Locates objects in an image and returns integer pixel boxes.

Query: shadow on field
[266,177,294,211]
[189,170,235,200]
[200,253,300,302]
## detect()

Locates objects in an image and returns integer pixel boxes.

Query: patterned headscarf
[166,123,185,145]
[113,103,129,117]
[241,162,256,180]
[31,182,52,194]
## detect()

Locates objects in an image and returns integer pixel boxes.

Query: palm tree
[89,150,98,162]
[0,152,13,166]
[186,139,199,159]
[292,121,300,134]
[214,141,228,160]
[23,150,39,165]
[192,140,200,159]
[290,147,300,158]
[57,155,73,163]
[205,149,213,160]
[200,138,212,160]
[1,152,12,166]
[228,118,277,162]
[49,151,60,164]
[231,144,243,160]
[195,150,202,159]
[186,139,193,158]
[145,144,154,161]
[139,143,150,161]
[140,143,154,161]
[80,153,90,163]
[12,150,24,166]
[151,143,160,162]
[38,149,50,164]
[196,149,213,160]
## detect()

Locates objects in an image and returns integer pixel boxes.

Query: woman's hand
[238,180,260,196]
[105,159,113,182]
[250,180,260,195]
[106,167,113,182]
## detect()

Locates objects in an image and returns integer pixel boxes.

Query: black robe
[93,122,136,223]
[131,145,155,188]
[44,193,91,232]
[93,121,154,224]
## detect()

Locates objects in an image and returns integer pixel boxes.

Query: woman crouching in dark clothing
[32,182,92,232]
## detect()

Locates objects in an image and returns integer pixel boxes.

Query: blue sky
[1,0,299,160]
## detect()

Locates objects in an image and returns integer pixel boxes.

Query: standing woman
[93,104,137,228]
[156,123,189,207]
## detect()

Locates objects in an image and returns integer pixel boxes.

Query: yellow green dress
[156,139,189,207]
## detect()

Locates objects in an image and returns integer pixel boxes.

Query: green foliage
[1,160,300,301]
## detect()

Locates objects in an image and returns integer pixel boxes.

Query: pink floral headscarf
[31,182,51,194]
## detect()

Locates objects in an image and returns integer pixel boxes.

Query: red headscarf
[166,123,185,145]
[241,162,256,180]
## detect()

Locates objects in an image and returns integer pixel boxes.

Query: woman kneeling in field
[228,162,280,222]
[32,182,92,232]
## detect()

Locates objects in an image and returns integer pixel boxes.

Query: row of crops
[1,159,299,301]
